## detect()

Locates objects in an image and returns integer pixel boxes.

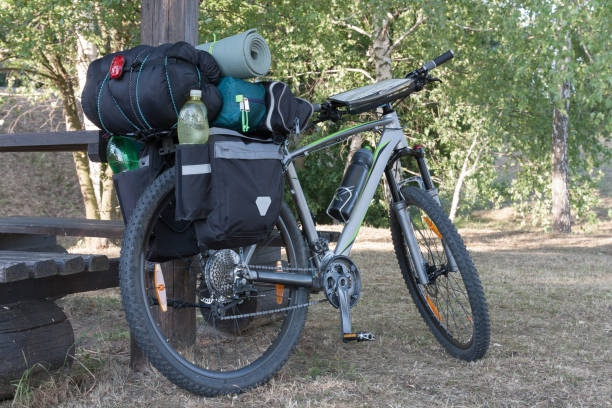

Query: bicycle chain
[246,264,317,274]
[210,264,323,320]
[219,298,327,320]
[155,264,324,319]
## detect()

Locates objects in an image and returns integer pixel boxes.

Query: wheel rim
[137,189,303,376]
[407,207,475,348]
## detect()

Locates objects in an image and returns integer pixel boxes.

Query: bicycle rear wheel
[120,167,310,396]
[390,186,490,361]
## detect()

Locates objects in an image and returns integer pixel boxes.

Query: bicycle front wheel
[390,186,490,361]
[120,167,310,396]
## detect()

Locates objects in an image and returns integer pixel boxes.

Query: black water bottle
[327,148,374,223]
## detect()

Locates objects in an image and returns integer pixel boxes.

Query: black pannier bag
[174,143,211,221]
[175,128,284,249]
[114,143,199,262]
[254,81,314,141]
[82,42,223,135]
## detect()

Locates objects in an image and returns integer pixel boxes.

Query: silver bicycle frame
[284,111,411,260]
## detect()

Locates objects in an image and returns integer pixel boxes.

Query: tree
[0,0,140,222]
[491,0,611,229]
[5,1,600,228]
[199,0,511,223]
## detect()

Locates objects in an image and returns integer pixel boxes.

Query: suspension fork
[386,163,429,285]
[386,147,458,280]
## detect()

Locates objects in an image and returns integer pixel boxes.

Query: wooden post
[130,0,199,371]
[153,261,196,346]
[140,0,198,46]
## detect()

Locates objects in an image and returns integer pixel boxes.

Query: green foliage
[2,1,609,228]
[490,0,612,225]
[200,0,610,228]
[0,0,140,92]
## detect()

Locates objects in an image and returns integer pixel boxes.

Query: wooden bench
[0,130,121,303]
[0,130,120,398]
[0,129,341,397]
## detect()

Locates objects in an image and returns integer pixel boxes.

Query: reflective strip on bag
[214,141,283,160]
[182,164,211,175]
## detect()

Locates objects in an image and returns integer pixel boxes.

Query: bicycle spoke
[406,201,478,347]
[445,277,473,324]
[442,277,470,340]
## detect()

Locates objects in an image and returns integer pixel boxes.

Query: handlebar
[312,49,454,122]
[408,49,454,79]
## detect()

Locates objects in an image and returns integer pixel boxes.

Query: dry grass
[2,216,610,408]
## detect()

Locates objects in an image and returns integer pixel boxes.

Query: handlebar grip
[433,50,454,67]
[422,50,455,72]
[312,103,321,113]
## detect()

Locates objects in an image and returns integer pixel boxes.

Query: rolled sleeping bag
[196,29,271,79]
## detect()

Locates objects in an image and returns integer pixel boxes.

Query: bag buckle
[236,94,250,132]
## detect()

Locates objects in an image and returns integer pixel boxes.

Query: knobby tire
[390,186,490,361]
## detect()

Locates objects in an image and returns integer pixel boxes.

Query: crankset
[322,255,375,343]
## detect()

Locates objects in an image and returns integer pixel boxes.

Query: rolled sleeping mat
[196,29,271,79]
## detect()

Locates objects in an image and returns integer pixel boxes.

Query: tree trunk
[99,165,116,220]
[71,152,100,220]
[76,34,120,224]
[552,78,571,233]
[370,16,395,197]
[551,34,571,234]
[55,62,100,221]
[344,135,364,173]
[449,133,480,222]
[76,33,102,210]
[372,17,392,82]
[128,0,199,371]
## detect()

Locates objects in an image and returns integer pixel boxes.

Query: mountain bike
[119,50,491,396]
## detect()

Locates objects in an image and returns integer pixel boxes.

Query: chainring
[322,255,361,309]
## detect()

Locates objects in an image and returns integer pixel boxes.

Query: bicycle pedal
[343,331,375,343]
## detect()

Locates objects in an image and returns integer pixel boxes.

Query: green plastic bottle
[106,136,142,173]
[178,89,209,144]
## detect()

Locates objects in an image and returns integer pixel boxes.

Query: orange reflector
[275,260,284,304]
[275,284,284,304]
[154,264,167,312]
[425,293,442,322]
[422,216,442,239]
[343,333,357,339]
